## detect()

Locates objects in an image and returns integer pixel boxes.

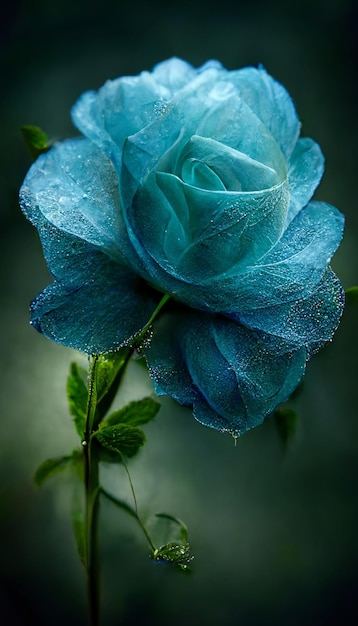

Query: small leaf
[21,125,49,159]
[94,423,145,458]
[67,362,88,439]
[274,407,298,445]
[34,455,73,487]
[155,513,188,545]
[95,349,132,423]
[72,509,86,567]
[105,397,160,427]
[70,449,85,482]
[152,542,193,572]
[345,286,358,305]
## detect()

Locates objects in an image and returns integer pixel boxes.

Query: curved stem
[133,293,170,345]
[101,487,156,553]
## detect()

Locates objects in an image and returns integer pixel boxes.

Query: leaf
[274,407,298,445]
[105,397,160,427]
[95,349,132,423]
[70,448,85,482]
[152,542,193,572]
[72,508,86,567]
[34,450,84,487]
[67,362,88,439]
[34,455,73,487]
[154,513,188,545]
[93,423,145,458]
[345,286,358,305]
[21,125,49,159]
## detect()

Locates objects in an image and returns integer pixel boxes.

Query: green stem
[81,296,170,623]
[84,356,101,626]
[101,487,156,553]
[134,293,170,345]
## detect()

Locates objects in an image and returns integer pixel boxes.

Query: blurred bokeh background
[1,0,358,624]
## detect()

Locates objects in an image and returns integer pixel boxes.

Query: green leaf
[94,349,132,424]
[154,513,188,545]
[67,362,88,439]
[21,125,49,159]
[70,448,85,482]
[34,450,84,487]
[34,455,73,487]
[105,397,160,427]
[152,542,193,572]
[72,509,86,566]
[345,286,358,305]
[93,423,145,458]
[274,407,298,445]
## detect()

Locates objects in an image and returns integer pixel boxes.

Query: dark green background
[1,1,357,624]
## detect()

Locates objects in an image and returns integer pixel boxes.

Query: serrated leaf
[67,362,88,439]
[105,397,160,427]
[21,125,49,159]
[274,407,298,445]
[94,424,145,458]
[345,286,358,304]
[34,455,73,487]
[72,509,86,566]
[152,542,193,571]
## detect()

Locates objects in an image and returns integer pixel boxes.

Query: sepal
[274,406,298,446]
[345,286,358,305]
[21,124,50,160]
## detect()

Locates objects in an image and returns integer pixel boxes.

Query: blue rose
[20,58,344,435]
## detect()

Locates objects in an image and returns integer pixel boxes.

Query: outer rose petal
[27,222,159,354]
[286,137,325,225]
[232,268,344,355]
[19,137,145,275]
[145,312,307,435]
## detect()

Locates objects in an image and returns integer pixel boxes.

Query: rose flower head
[20,58,344,436]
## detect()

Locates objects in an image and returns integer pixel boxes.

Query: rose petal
[28,223,159,354]
[19,137,144,274]
[146,312,307,435]
[170,200,344,313]
[286,137,325,225]
[233,268,344,355]
[126,171,289,285]
[228,66,301,159]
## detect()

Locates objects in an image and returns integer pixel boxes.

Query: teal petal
[151,57,199,91]
[19,137,143,274]
[286,137,324,225]
[28,223,159,354]
[71,67,174,167]
[228,66,300,159]
[169,200,344,313]
[146,313,307,435]
[128,171,289,283]
[234,268,344,355]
